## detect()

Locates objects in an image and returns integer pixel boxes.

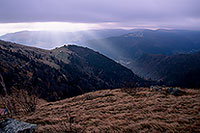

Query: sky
[0,0,200,35]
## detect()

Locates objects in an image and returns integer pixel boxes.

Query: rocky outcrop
[151,86,185,96]
[0,118,36,133]
[165,87,184,96]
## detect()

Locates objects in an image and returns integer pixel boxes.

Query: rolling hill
[0,40,143,101]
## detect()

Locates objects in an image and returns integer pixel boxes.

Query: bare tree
[0,73,7,96]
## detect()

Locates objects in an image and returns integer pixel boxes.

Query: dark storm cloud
[0,0,200,29]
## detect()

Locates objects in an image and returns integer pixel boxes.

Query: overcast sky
[0,0,200,35]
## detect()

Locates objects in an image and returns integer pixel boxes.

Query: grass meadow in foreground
[2,87,200,132]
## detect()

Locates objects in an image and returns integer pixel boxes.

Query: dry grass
[10,88,200,132]
[0,89,38,119]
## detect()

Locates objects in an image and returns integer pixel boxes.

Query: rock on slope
[0,40,143,101]
[0,118,36,133]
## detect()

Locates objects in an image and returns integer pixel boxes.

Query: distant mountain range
[85,29,200,59]
[83,29,200,88]
[0,29,138,49]
[0,40,143,101]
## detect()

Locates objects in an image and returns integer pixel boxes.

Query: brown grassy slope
[15,88,200,132]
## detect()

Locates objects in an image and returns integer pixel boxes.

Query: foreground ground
[14,87,200,132]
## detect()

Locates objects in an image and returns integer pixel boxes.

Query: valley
[84,29,200,87]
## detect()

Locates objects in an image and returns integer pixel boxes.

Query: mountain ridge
[0,40,143,101]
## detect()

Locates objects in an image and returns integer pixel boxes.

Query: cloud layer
[0,0,200,29]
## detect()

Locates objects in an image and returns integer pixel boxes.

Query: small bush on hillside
[121,87,138,96]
